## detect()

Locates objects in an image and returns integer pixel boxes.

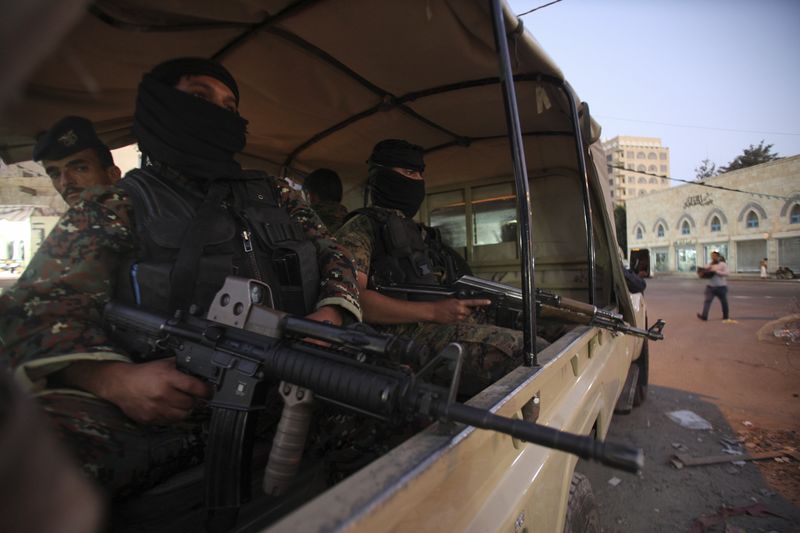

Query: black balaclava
[133,57,248,181]
[368,139,426,218]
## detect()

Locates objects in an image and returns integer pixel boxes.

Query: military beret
[32,116,108,162]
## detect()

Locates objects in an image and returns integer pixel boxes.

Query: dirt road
[578,276,800,533]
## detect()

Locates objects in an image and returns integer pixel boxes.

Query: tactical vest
[346,207,438,300]
[116,167,319,317]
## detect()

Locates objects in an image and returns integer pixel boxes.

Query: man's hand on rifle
[51,358,212,425]
[429,298,491,324]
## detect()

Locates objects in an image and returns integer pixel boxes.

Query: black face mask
[133,74,248,181]
[370,167,426,218]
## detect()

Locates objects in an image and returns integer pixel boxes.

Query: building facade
[626,155,800,275]
[601,136,670,206]
[0,161,64,276]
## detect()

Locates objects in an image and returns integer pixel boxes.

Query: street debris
[670,449,796,469]
[742,420,753,427]
[689,502,787,533]
[672,442,689,452]
[666,410,713,430]
[607,477,621,487]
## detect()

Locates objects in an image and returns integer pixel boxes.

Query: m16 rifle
[105,277,644,531]
[374,274,666,341]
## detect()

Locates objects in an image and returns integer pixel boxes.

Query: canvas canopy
[0,0,602,199]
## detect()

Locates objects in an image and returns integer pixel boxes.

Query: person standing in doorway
[697,251,735,323]
[760,257,768,279]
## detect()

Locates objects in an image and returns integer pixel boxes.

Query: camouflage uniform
[336,206,531,398]
[0,176,362,497]
[311,200,349,233]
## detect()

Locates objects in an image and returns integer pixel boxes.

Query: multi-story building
[626,155,800,275]
[601,136,670,205]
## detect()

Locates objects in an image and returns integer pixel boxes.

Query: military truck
[0,1,659,531]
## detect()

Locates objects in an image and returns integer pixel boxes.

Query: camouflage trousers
[376,312,546,398]
[37,391,208,499]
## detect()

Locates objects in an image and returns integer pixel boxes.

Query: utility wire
[609,164,792,201]
[598,115,800,137]
[518,0,563,17]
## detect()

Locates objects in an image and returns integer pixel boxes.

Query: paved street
[579,276,800,532]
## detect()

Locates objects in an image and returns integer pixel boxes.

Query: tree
[694,158,717,181]
[719,140,779,173]
[614,205,627,253]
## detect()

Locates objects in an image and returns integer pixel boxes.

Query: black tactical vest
[346,208,438,300]
[116,167,319,317]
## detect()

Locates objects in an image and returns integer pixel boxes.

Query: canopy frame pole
[562,82,596,305]
[489,0,537,367]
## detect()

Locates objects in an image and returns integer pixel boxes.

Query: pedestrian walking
[697,251,736,323]
[760,258,768,279]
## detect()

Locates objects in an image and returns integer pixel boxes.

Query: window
[681,221,690,235]
[647,152,657,160]
[661,178,668,185]
[746,211,759,228]
[710,216,721,232]
[629,187,637,195]
[628,176,635,183]
[428,190,467,249]
[649,177,658,184]
[637,164,646,172]
[639,190,646,196]
[606,154,612,162]
[659,153,667,160]
[626,151,635,158]
[791,204,800,224]
[635,227,643,240]
[638,177,647,184]
[637,152,645,159]
[608,179,613,186]
[657,224,665,237]
[660,165,667,173]
[648,165,656,172]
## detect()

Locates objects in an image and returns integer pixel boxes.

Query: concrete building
[601,136,670,206]
[626,155,800,275]
[0,161,64,275]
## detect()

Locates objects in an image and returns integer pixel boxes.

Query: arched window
[710,216,721,232]
[648,164,657,172]
[635,227,643,240]
[649,177,658,184]
[657,224,665,237]
[637,164,646,171]
[637,152,646,159]
[638,177,647,184]
[791,204,800,224]
[746,211,759,228]
[681,221,690,235]
[648,152,657,160]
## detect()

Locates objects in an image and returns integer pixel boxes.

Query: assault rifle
[105,277,644,531]
[374,274,665,341]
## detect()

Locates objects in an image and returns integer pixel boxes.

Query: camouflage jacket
[335,206,440,281]
[0,176,361,388]
[311,201,349,233]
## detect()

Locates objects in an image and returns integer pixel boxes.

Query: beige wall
[626,155,800,274]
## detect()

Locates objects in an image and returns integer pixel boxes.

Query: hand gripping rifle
[105,277,644,531]
[374,274,666,341]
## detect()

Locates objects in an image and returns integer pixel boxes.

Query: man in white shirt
[696,251,733,322]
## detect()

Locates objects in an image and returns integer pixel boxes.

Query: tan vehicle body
[1,1,648,531]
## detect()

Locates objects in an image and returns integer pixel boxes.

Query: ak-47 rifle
[373,274,665,341]
[105,277,644,531]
